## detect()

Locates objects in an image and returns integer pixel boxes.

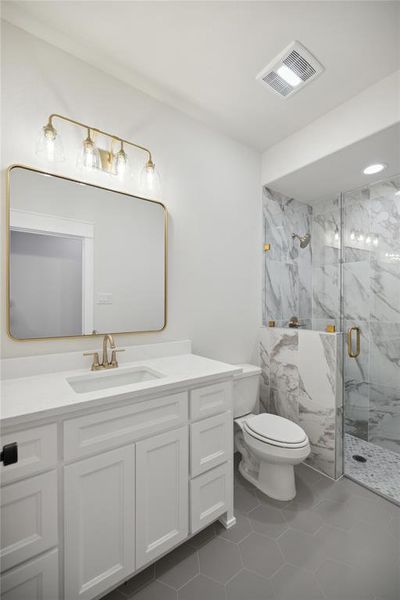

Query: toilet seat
[244,414,309,449]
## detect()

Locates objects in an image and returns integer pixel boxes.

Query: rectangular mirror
[7,165,167,340]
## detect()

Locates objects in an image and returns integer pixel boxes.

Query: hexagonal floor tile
[155,542,198,590]
[281,504,323,533]
[119,566,155,597]
[126,580,177,600]
[226,568,275,600]
[188,524,216,549]
[215,512,252,543]
[248,504,288,539]
[234,482,260,514]
[316,559,374,600]
[178,574,225,600]
[198,537,241,583]
[270,564,325,600]
[278,528,326,572]
[313,498,359,529]
[239,532,284,577]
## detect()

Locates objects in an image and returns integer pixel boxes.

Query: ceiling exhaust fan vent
[257,41,324,99]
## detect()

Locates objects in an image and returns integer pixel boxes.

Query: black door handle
[0,442,18,466]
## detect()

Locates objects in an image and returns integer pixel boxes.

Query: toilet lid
[245,414,307,445]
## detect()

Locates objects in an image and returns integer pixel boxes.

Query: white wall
[261,70,400,185]
[1,22,261,362]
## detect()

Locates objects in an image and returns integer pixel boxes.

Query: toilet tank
[233,364,262,418]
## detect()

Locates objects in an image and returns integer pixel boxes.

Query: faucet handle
[110,348,125,368]
[83,351,101,370]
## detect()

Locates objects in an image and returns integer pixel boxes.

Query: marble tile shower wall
[259,327,342,479]
[263,187,341,330]
[343,176,400,456]
[311,196,341,332]
[262,187,313,328]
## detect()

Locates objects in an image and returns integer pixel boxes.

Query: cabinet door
[64,446,135,600]
[136,426,188,569]
[1,549,59,600]
[1,470,58,572]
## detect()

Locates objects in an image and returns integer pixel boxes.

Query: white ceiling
[2,1,400,151]
[267,123,400,205]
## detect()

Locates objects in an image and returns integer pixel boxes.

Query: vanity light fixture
[112,141,128,178]
[77,129,100,171]
[36,113,161,198]
[363,163,387,175]
[36,121,65,162]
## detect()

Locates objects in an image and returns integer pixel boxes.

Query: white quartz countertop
[1,353,241,427]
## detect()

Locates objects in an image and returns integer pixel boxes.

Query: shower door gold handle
[347,326,361,358]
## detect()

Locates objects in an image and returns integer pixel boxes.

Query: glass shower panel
[342,174,400,503]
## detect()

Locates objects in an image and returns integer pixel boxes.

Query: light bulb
[334,229,339,242]
[373,236,379,247]
[357,232,364,242]
[365,235,372,245]
[140,159,161,198]
[350,230,356,241]
[112,142,128,179]
[36,122,65,162]
[77,129,100,171]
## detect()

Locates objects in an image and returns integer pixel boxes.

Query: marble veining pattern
[259,328,342,479]
[263,187,312,326]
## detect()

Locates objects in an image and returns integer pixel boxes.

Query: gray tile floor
[345,434,400,503]
[103,458,400,600]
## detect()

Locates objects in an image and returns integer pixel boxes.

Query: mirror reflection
[8,166,166,339]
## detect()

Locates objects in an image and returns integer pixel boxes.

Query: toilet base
[238,459,296,502]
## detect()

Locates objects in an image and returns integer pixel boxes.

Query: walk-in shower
[262,171,400,503]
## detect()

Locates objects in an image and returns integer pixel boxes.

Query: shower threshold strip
[344,434,400,504]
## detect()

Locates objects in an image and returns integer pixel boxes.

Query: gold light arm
[48,113,153,163]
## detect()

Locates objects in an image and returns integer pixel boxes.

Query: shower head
[292,232,311,248]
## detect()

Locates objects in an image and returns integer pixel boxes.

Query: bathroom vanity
[0,342,239,600]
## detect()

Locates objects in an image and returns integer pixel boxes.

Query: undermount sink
[67,366,165,394]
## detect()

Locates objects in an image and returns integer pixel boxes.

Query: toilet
[233,364,311,501]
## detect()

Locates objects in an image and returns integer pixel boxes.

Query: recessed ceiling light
[363,163,387,175]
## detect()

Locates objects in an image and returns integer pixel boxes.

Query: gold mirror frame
[5,164,168,342]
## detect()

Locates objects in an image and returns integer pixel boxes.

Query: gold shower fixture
[36,113,161,197]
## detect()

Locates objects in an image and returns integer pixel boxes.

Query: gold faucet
[83,334,125,371]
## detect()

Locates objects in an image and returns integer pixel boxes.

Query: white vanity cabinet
[0,376,235,600]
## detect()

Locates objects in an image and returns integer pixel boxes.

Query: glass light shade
[36,123,65,162]
[139,161,161,199]
[112,146,128,179]
[77,134,100,171]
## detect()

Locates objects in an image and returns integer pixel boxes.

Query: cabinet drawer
[190,463,231,534]
[64,392,188,460]
[0,424,57,485]
[1,549,59,600]
[0,471,58,573]
[190,382,232,421]
[190,412,232,477]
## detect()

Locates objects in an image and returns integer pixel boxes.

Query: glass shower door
[342,174,400,503]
